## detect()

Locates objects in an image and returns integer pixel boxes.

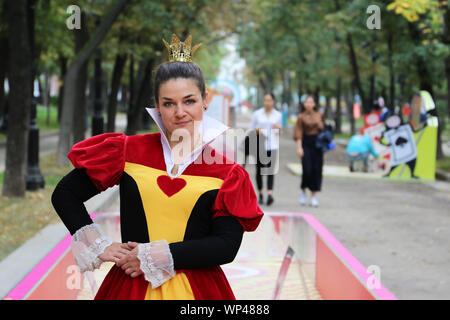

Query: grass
[0,104,60,142]
[333,132,352,140]
[436,156,450,172]
[137,123,159,135]
[0,154,73,262]
[36,104,60,131]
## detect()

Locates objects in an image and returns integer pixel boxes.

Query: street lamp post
[26,0,45,191]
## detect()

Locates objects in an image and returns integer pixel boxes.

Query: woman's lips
[175,120,191,126]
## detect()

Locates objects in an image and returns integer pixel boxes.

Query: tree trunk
[314,86,320,110]
[43,71,51,126]
[72,61,88,143]
[287,71,292,110]
[324,95,330,119]
[57,54,67,123]
[56,0,129,165]
[263,69,274,93]
[126,58,153,135]
[258,77,267,97]
[126,55,135,134]
[442,1,450,121]
[107,53,127,132]
[0,36,8,123]
[297,72,303,113]
[119,84,127,113]
[335,77,342,134]
[72,12,89,144]
[387,32,396,110]
[349,81,356,135]
[281,70,287,106]
[398,73,406,106]
[2,0,32,197]
[445,57,450,122]
[346,33,369,114]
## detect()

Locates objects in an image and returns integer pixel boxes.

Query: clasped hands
[98,241,143,278]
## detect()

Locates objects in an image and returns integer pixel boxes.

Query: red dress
[68,132,263,300]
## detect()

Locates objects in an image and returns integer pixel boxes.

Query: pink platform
[4,211,396,300]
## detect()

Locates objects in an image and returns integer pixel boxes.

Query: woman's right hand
[297,146,304,158]
[99,242,132,264]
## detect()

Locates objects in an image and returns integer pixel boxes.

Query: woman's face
[304,96,315,112]
[263,94,275,109]
[155,78,207,142]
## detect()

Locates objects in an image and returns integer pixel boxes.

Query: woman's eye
[185,99,196,105]
[163,102,173,107]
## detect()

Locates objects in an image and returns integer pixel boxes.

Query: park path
[2,110,449,299]
[98,110,449,299]
[236,110,450,300]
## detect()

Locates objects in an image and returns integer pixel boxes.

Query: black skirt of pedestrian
[301,134,323,192]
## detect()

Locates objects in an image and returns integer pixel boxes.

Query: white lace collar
[145,107,229,178]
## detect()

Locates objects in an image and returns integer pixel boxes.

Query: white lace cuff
[70,223,113,273]
[136,240,176,289]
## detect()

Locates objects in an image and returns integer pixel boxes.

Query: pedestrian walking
[248,93,282,206]
[293,95,325,207]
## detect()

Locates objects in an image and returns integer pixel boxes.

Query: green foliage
[235,0,449,120]
[25,0,450,126]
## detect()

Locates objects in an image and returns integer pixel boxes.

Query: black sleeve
[169,216,244,270]
[51,168,101,235]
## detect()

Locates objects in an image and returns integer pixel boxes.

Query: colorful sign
[381,91,438,180]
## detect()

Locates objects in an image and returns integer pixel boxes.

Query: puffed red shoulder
[67,133,127,191]
[212,164,264,232]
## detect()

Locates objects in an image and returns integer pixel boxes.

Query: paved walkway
[2,110,449,300]
[236,110,450,300]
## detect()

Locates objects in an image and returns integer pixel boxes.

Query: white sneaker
[310,197,319,207]
[299,191,307,205]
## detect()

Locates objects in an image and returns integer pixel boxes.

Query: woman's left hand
[272,123,281,129]
[117,242,143,278]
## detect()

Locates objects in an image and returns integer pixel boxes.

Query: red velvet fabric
[183,267,236,300]
[123,133,166,171]
[95,265,235,300]
[212,164,264,232]
[67,133,126,191]
[94,265,148,300]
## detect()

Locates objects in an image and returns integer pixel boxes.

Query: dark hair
[264,92,276,101]
[153,62,206,103]
[300,94,317,112]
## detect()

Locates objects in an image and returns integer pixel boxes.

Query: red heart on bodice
[157,175,187,197]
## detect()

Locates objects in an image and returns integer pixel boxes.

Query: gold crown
[162,34,202,63]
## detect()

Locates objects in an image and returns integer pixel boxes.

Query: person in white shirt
[248,93,282,206]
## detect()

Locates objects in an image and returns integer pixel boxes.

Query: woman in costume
[293,95,325,207]
[248,93,282,206]
[51,34,264,300]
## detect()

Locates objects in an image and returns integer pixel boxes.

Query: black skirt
[301,134,323,192]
